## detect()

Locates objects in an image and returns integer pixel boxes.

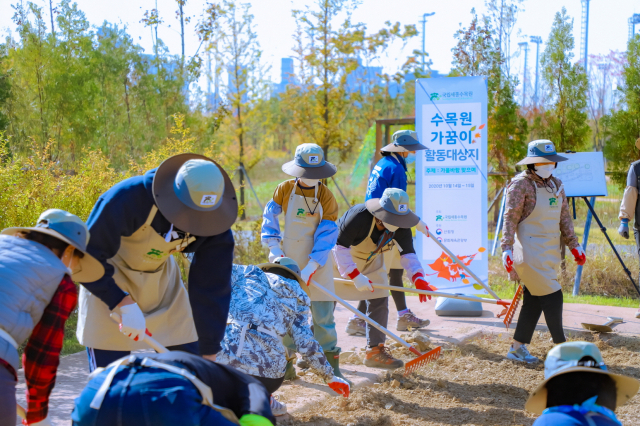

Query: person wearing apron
[260,143,343,378]
[501,140,585,363]
[347,130,430,336]
[77,154,238,370]
[333,188,435,370]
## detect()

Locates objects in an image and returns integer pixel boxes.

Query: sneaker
[507,344,539,363]
[364,344,404,370]
[270,396,287,416]
[397,310,431,331]
[635,309,640,319]
[345,317,366,336]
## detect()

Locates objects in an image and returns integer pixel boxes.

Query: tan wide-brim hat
[257,262,308,296]
[525,368,639,414]
[365,188,420,229]
[516,139,568,166]
[153,153,238,237]
[2,209,105,283]
[635,138,640,150]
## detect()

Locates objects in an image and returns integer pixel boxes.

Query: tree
[534,7,590,152]
[213,0,263,219]
[603,36,640,187]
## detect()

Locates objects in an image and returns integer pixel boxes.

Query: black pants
[633,227,640,284]
[252,375,285,395]
[513,287,566,344]
[355,297,389,347]
[356,269,407,314]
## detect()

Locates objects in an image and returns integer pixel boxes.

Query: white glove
[30,417,52,426]
[502,250,513,273]
[268,246,285,262]
[300,260,319,285]
[416,220,430,237]
[119,303,146,342]
[352,273,374,292]
[327,375,350,397]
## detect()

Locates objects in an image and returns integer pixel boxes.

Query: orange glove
[571,246,586,266]
[412,272,435,302]
[327,376,350,397]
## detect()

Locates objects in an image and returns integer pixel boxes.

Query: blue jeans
[72,365,236,426]
[86,342,199,372]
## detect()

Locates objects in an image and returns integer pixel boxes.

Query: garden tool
[110,313,169,353]
[581,317,624,333]
[310,279,441,376]
[17,403,26,421]
[497,284,523,329]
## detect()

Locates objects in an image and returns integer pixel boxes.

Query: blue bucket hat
[381,130,428,153]
[2,209,105,283]
[517,140,568,166]
[153,154,238,236]
[364,188,420,228]
[281,143,337,179]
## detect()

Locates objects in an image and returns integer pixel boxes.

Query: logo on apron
[146,248,164,259]
[296,208,306,217]
[549,197,557,206]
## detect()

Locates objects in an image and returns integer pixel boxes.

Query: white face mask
[299,178,319,188]
[382,222,399,232]
[534,164,555,179]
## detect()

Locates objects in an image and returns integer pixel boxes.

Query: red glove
[412,272,435,302]
[327,376,350,397]
[571,246,586,266]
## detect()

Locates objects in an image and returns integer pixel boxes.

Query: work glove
[619,219,630,239]
[27,417,52,426]
[571,246,586,266]
[327,375,350,397]
[268,240,285,262]
[412,272,435,302]
[300,260,319,286]
[502,249,513,273]
[239,414,274,426]
[350,271,374,292]
[119,303,147,342]
[416,220,430,237]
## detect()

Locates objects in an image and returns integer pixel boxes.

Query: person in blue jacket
[526,341,639,426]
[76,154,238,369]
[346,130,430,336]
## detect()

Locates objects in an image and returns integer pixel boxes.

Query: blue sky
[1,0,638,84]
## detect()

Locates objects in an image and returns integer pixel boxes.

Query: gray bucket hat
[282,143,337,179]
[516,140,568,165]
[365,188,420,229]
[381,130,428,153]
[257,257,307,294]
[2,209,105,283]
[153,153,238,237]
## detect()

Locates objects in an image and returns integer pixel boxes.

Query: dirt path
[279,332,640,426]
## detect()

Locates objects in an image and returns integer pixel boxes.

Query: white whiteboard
[552,152,607,197]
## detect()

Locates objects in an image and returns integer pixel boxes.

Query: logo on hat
[200,194,218,206]
[308,155,319,164]
[398,204,408,212]
[544,144,554,152]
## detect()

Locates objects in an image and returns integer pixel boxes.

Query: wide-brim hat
[257,260,308,295]
[282,143,337,179]
[153,153,238,237]
[525,341,640,414]
[2,209,105,283]
[516,139,568,166]
[365,188,420,229]
[381,130,428,153]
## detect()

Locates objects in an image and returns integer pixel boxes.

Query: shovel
[581,317,623,333]
[310,279,441,376]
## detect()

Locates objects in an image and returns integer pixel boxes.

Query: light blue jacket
[0,235,68,371]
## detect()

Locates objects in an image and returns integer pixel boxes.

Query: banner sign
[415,77,488,295]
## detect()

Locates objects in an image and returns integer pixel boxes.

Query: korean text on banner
[415,77,488,295]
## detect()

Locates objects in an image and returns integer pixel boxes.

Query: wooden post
[373,121,383,171]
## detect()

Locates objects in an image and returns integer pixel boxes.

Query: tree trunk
[49,0,55,35]
[179,2,185,72]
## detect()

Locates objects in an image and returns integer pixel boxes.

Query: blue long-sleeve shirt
[365,154,408,201]
[81,168,234,355]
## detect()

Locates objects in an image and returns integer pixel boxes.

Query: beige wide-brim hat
[516,139,568,166]
[281,143,337,179]
[257,260,308,296]
[2,209,105,283]
[365,188,420,229]
[153,153,238,237]
[525,341,640,414]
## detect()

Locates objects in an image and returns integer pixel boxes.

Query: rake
[310,279,441,376]
[109,313,169,353]
[496,284,522,329]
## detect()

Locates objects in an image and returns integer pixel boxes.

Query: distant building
[272,58,297,96]
[346,59,382,95]
[388,69,444,99]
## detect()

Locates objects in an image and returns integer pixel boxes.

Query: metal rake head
[404,346,442,376]
[503,284,523,330]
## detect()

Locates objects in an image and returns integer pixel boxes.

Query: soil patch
[278,332,640,425]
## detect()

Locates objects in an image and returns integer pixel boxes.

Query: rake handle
[17,403,26,420]
[310,280,417,353]
[109,313,169,354]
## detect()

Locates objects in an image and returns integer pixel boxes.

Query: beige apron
[383,245,402,270]
[282,181,336,301]
[513,182,563,296]
[332,219,390,300]
[77,206,199,350]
